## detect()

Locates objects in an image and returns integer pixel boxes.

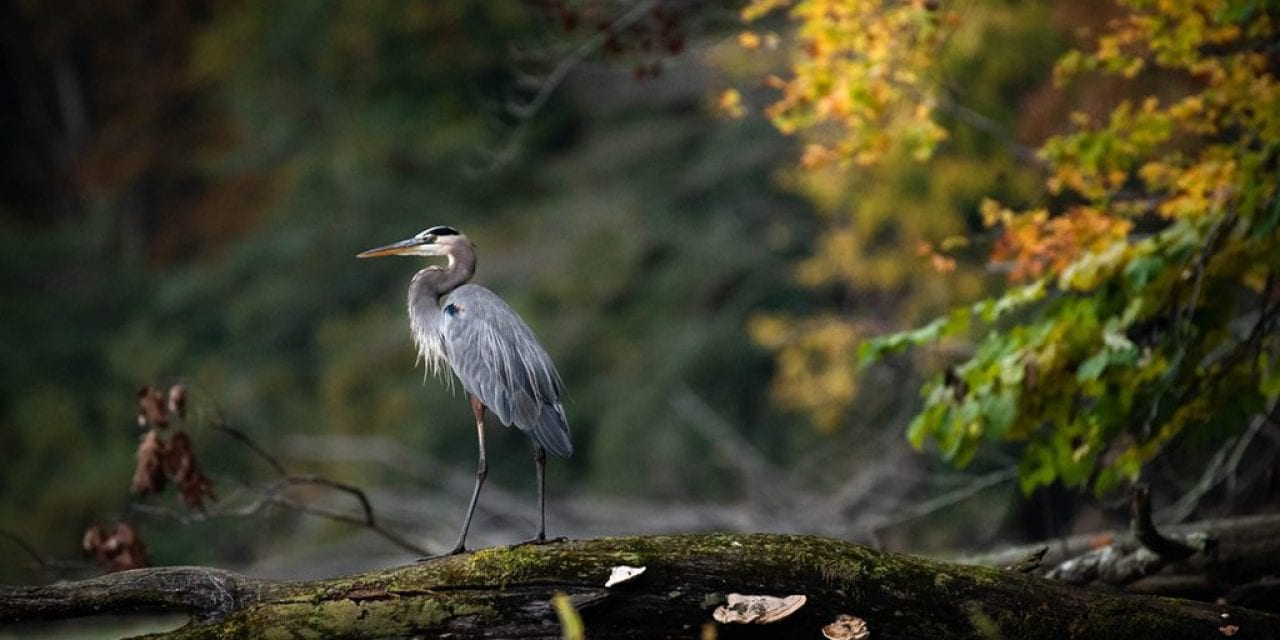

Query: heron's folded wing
[442,285,572,456]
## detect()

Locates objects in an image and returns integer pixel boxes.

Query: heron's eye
[425,234,437,244]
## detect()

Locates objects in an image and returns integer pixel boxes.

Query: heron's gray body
[409,278,572,457]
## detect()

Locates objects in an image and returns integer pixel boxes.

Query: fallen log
[2,534,1277,639]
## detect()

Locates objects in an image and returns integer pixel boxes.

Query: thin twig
[0,529,48,570]
[671,384,800,512]
[507,0,658,119]
[133,476,431,556]
[866,467,1017,534]
[208,422,288,476]
[1161,399,1277,523]
[271,476,377,527]
[240,476,430,555]
[134,386,431,556]
[938,93,1042,166]
[470,0,659,173]
[1140,214,1235,438]
[1160,439,1233,523]
[0,529,94,573]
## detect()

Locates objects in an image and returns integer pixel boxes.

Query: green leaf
[1077,351,1110,382]
[978,280,1048,323]
[1018,445,1058,494]
[983,389,1018,439]
[1124,254,1164,291]
[1214,0,1257,24]
[1253,191,1280,238]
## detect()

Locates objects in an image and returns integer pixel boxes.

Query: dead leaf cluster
[136,384,187,430]
[136,385,169,430]
[131,429,217,509]
[81,522,148,571]
[131,384,214,509]
[165,432,217,509]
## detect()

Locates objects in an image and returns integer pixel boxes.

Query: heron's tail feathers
[531,404,572,458]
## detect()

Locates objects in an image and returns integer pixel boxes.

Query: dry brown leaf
[712,593,806,624]
[164,432,217,509]
[130,430,168,495]
[81,525,104,554]
[823,614,870,640]
[82,522,149,571]
[136,385,169,430]
[167,384,187,421]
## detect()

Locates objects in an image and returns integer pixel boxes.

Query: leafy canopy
[739,0,1279,492]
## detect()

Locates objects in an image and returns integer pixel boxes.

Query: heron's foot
[416,545,467,562]
[514,534,568,547]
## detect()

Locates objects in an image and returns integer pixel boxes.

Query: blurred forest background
[1,0,1276,598]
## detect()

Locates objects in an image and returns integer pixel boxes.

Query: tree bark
[3,534,1277,639]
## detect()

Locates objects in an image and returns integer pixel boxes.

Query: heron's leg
[437,394,487,557]
[516,443,565,546]
[534,444,547,542]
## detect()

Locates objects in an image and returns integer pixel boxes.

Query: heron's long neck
[408,246,476,377]
[411,246,476,303]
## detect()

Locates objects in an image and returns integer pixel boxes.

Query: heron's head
[357,226,471,260]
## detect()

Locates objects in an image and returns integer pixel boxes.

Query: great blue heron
[358,226,571,555]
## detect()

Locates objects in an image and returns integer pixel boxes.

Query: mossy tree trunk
[3,534,1277,639]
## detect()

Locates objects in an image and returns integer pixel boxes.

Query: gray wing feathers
[442,285,572,457]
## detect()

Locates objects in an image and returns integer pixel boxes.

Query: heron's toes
[514,535,568,548]
[416,546,467,562]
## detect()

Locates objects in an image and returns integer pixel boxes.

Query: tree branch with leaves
[736,0,1280,499]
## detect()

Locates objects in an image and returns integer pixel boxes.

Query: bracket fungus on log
[604,565,646,587]
[824,613,871,639]
[712,593,807,624]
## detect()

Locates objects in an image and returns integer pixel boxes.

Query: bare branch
[128,385,431,557]
[207,422,288,477]
[134,475,431,557]
[0,529,49,570]
[865,467,1017,535]
[1161,400,1276,522]
[671,385,800,511]
[0,529,95,575]
[937,93,1042,167]
[470,0,659,173]
[1131,485,1199,561]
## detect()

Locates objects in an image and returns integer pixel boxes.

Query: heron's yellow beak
[357,236,437,258]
